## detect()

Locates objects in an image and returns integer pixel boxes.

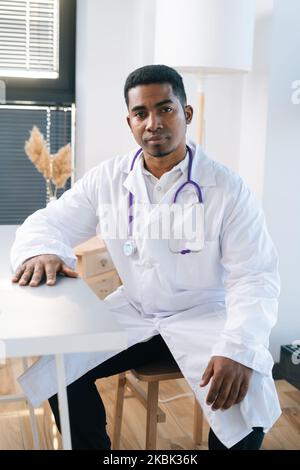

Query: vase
[46,177,57,205]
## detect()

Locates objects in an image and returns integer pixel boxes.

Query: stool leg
[145,381,159,450]
[193,397,203,445]
[112,373,126,450]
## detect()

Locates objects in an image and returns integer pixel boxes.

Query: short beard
[147,147,174,158]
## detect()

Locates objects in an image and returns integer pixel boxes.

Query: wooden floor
[0,358,299,450]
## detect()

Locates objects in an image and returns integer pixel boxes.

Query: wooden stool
[112,357,203,450]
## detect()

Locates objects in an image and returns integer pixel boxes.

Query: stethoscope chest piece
[123,239,137,257]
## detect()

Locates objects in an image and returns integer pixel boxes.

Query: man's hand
[200,356,252,411]
[11,254,78,287]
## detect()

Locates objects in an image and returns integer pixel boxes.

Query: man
[11,65,281,450]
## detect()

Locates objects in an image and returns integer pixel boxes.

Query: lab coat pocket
[175,240,221,289]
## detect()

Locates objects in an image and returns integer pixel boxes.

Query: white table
[0,225,127,450]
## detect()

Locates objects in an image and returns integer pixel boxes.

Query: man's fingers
[221,382,241,410]
[200,359,214,387]
[201,357,253,411]
[18,265,34,285]
[29,264,45,286]
[45,264,57,285]
[13,261,77,287]
[210,379,233,410]
[12,265,25,282]
[61,263,78,277]
[11,256,76,287]
[235,381,249,404]
[206,374,223,406]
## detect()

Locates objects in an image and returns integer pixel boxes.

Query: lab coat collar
[123,154,150,203]
[120,141,216,203]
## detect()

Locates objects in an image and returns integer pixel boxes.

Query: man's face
[127,83,193,158]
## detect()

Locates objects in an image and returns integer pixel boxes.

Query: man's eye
[135,112,145,118]
[161,107,173,113]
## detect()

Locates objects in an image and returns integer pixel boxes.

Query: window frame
[1,0,76,104]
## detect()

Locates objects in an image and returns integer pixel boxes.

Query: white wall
[263,0,300,360]
[201,74,244,172]
[239,0,274,201]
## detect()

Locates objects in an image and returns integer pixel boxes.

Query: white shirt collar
[141,150,189,181]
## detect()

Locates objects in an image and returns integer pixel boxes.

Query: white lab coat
[11,141,281,448]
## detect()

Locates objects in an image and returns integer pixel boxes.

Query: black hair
[124,64,187,108]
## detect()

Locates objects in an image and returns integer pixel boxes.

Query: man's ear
[184,105,193,124]
[126,116,132,130]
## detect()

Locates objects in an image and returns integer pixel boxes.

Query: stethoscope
[123,145,203,256]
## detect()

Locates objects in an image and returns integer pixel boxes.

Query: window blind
[0,104,73,224]
[0,0,59,79]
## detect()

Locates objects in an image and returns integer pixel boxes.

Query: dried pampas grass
[24,126,73,198]
[52,144,73,188]
[24,126,51,179]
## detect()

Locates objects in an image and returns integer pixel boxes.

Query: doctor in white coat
[11,65,281,450]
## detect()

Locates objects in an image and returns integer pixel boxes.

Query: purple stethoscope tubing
[127,145,203,254]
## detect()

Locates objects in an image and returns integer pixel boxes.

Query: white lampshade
[154,0,255,73]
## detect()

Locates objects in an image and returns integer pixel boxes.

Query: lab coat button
[144,261,152,269]
[156,185,162,191]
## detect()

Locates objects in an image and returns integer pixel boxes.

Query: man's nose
[145,112,163,132]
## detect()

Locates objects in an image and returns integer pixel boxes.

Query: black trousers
[49,335,264,450]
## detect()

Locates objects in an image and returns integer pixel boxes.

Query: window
[0,0,59,79]
[0,0,75,224]
[0,0,75,102]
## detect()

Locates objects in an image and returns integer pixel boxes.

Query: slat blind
[0,105,72,224]
[0,0,59,78]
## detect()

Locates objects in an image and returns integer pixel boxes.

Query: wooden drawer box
[86,271,121,300]
[75,236,121,300]
[84,249,115,277]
